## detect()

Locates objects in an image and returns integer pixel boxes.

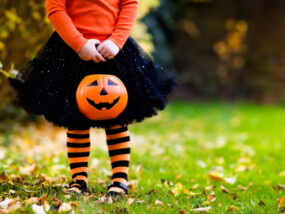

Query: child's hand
[97,40,120,60]
[78,39,106,63]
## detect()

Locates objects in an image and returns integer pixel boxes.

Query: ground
[0,101,285,213]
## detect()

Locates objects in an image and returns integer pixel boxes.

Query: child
[9,0,176,197]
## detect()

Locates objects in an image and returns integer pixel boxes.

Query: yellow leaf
[206,191,216,202]
[208,171,224,181]
[227,206,239,212]
[277,196,285,209]
[170,183,183,196]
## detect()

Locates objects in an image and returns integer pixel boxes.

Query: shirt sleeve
[46,0,87,53]
[108,0,139,49]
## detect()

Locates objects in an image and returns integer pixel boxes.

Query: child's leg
[105,125,131,195]
[66,128,90,193]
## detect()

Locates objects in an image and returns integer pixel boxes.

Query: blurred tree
[147,0,285,102]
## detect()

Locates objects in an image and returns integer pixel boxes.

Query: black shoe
[67,179,88,195]
[107,182,128,197]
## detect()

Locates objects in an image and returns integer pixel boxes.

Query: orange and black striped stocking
[105,125,131,194]
[66,129,90,191]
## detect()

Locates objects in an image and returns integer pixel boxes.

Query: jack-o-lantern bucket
[76,74,128,120]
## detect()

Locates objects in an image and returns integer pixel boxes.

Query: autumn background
[0,0,285,213]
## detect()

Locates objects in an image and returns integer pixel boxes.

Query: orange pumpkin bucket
[76,74,128,120]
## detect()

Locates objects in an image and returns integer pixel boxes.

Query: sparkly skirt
[9,31,176,129]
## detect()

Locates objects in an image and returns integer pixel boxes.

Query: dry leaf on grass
[155,200,164,206]
[208,171,224,181]
[26,197,39,205]
[0,171,9,182]
[206,191,216,203]
[220,185,230,194]
[127,198,135,206]
[237,185,248,191]
[32,204,46,214]
[277,196,285,209]
[227,206,239,212]
[0,199,14,209]
[190,207,211,212]
[58,202,72,213]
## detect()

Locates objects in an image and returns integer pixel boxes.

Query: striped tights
[66,125,130,194]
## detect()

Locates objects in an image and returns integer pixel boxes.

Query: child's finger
[106,53,114,59]
[100,48,108,56]
[104,53,112,59]
[95,53,106,62]
[92,57,100,63]
[96,44,104,52]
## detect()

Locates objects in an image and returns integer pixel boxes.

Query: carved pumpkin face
[76,74,128,120]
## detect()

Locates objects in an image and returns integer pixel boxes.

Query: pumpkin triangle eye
[108,79,118,86]
[88,80,98,87]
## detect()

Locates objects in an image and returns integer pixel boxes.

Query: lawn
[0,101,285,213]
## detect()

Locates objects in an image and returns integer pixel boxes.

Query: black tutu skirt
[9,32,176,129]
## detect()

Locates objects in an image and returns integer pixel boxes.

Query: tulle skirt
[9,31,176,129]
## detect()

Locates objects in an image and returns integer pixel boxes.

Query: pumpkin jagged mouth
[86,97,120,110]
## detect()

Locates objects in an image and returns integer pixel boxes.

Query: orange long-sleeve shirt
[46,0,139,53]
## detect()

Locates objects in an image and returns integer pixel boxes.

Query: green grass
[0,101,285,213]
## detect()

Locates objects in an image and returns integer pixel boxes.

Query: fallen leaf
[202,201,211,205]
[234,164,248,172]
[206,191,216,202]
[227,206,239,212]
[147,189,158,195]
[44,202,50,212]
[277,196,285,209]
[58,202,72,212]
[136,200,145,204]
[192,184,199,190]
[170,183,183,196]
[26,197,39,204]
[205,185,215,190]
[35,177,46,185]
[208,171,224,181]
[20,164,38,174]
[51,193,58,202]
[237,185,247,191]
[155,200,163,206]
[224,176,236,184]
[220,185,229,194]
[69,202,78,208]
[0,171,9,182]
[39,194,47,205]
[250,199,255,206]
[278,184,285,189]
[179,211,187,214]
[0,199,14,209]
[197,160,207,168]
[9,190,16,195]
[135,163,143,176]
[190,207,211,212]
[128,184,137,192]
[32,204,46,214]
[127,198,135,206]
[176,173,182,180]
[230,193,238,200]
